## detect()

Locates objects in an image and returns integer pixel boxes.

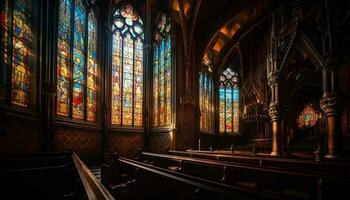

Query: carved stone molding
[267,71,279,87]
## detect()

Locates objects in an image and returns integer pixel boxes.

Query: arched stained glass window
[297,104,319,128]
[111,4,144,126]
[57,0,98,121]
[1,0,35,107]
[219,68,239,134]
[153,13,172,127]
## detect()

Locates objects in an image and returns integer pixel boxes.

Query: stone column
[269,102,282,156]
[267,69,282,156]
[320,66,342,158]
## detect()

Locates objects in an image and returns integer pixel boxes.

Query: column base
[270,151,281,156]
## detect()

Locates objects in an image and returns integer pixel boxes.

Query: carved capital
[268,103,281,121]
[267,71,279,87]
[320,93,342,117]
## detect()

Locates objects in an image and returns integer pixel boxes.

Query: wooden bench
[103,153,280,200]
[140,151,350,200]
[168,150,350,179]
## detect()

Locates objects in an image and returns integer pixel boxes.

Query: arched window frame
[199,54,214,133]
[219,67,240,134]
[56,0,99,122]
[0,0,38,110]
[111,3,144,127]
[152,13,173,128]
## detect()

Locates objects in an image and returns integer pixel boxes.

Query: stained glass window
[0,0,34,107]
[199,54,214,132]
[112,4,144,126]
[219,68,239,134]
[153,13,172,127]
[199,73,213,132]
[297,105,319,128]
[57,0,98,121]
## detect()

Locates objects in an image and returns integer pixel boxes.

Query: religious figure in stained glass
[112,4,144,126]
[219,68,239,134]
[57,0,98,121]
[1,0,34,107]
[152,13,172,127]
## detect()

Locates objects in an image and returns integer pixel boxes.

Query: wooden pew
[168,150,350,179]
[103,153,280,200]
[140,152,350,200]
[0,150,114,200]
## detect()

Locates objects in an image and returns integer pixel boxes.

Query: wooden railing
[72,152,115,200]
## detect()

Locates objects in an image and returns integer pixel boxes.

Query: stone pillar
[269,102,282,156]
[267,68,282,156]
[320,66,342,158]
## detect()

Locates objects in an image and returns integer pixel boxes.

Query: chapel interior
[1,0,350,199]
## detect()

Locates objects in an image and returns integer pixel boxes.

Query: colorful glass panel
[87,11,97,121]
[122,34,133,126]
[159,39,165,125]
[298,105,319,128]
[165,36,172,124]
[112,4,144,126]
[219,86,225,132]
[111,31,122,124]
[72,0,86,119]
[134,38,143,126]
[153,45,159,126]
[57,0,72,116]
[199,56,214,132]
[11,0,33,107]
[219,68,239,134]
[152,13,172,127]
[1,0,10,67]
